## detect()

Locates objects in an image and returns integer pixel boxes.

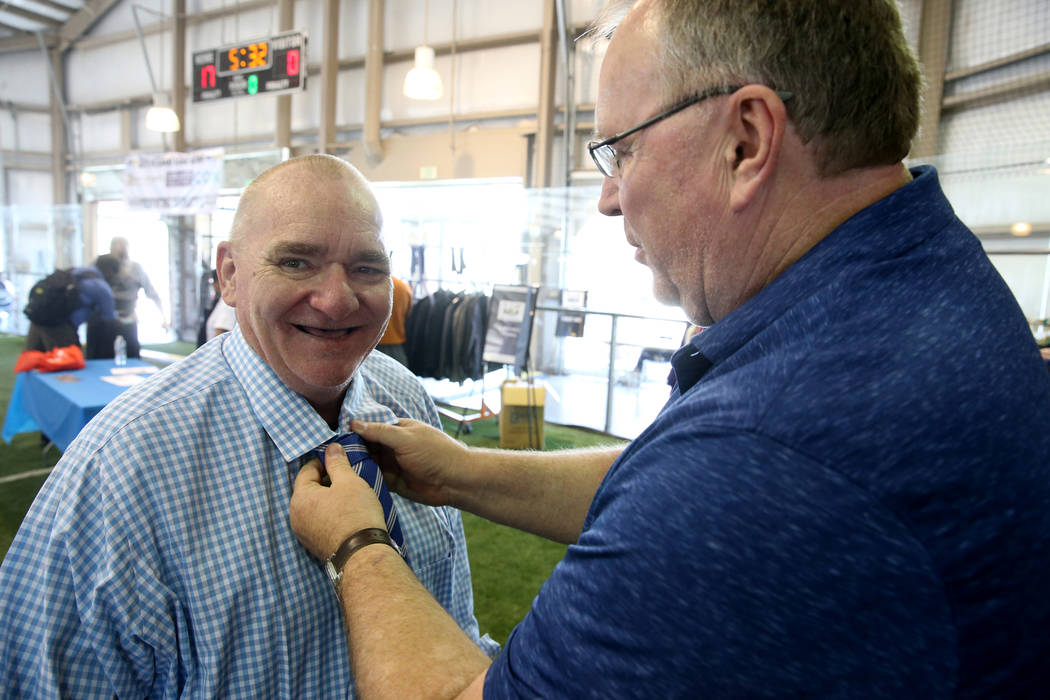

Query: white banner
[124,148,224,214]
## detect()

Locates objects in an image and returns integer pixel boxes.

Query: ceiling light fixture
[145,93,181,133]
[132,5,181,133]
[1011,221,1033,237]
[403,0,443,100]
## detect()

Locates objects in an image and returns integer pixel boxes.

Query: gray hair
[591,0,923,177]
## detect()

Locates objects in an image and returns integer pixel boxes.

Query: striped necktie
[313,433,406,555]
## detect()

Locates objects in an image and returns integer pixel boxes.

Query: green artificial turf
[0,333,626,646]
[0,472,50,560]
[437,412,625,644]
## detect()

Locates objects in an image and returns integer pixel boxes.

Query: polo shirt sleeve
[485,429,956,698]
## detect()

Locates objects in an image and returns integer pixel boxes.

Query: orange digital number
[248,43,268,68]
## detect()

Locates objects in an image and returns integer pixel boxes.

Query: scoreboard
[193,30,307,102]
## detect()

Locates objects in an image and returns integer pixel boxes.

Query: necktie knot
[313,433,406,556]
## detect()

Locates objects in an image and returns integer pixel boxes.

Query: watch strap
[326,528,402,585]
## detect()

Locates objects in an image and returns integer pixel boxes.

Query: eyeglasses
[588,85,794,178]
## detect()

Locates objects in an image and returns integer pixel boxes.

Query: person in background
[108,235,167,357]
[375,275,412,367]
[288,0,1050,697]
[85,253,130,359]
[196,268,220,347]
[197,267,236,344]
[0,154,496,696]
[205,294,236,341]
[0,270,18,333]
[25,255,121,355]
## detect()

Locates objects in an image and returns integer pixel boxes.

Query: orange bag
[13,345,86,373]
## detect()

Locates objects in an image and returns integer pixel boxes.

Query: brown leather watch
[324,528,403,588]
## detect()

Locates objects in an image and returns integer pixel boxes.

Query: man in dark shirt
[25,256,120,353]
[288,1,1050,696]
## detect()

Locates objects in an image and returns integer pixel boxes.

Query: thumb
[322,442,354,484]
[351,418,420,446]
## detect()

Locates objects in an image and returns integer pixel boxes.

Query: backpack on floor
[23,268,96,326]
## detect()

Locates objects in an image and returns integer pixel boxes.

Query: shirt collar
[669,341,714,395]
[677,165,949,395]
[224,326,358,463]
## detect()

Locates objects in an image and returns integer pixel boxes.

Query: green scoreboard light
[193,30,307,103]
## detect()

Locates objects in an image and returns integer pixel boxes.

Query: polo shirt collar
[673,165,949,396]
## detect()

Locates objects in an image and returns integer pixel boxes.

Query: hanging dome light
[403,46,443,100]
[146,96,181,133]
[1011,221,1032,237]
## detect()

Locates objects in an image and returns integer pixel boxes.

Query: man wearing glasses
[290,0,1050,696]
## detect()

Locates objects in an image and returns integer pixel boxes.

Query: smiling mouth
[294,324,357,338]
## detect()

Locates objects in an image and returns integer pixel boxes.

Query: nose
[310,265,360,318]
[597,176,622,217]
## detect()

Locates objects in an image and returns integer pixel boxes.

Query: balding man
[289,1,1050,697]
[0,155,496,697]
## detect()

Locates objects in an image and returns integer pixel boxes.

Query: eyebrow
[357,250,391,266]
[267,241,390,269]
[268,241,324,258]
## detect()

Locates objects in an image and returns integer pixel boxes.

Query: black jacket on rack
[405,289,489,382]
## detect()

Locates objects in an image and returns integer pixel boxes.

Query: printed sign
[124,148,224,214]
[483,285,538,368]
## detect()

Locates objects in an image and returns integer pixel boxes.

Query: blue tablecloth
[2,359,155,451]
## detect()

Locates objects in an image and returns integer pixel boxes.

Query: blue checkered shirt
[0,326,498,697]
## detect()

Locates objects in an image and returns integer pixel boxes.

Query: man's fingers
[351,418,419,444]
[323,442,353,483]
[295,457,324,491]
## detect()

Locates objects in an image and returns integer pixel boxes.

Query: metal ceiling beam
[942,70,1050,112]
[0,3,61,27]
[172,0,185,151]
[66,0,273,50]
[29,0,79,14]
[0,18,35,32]
[945,41,1050,82]
[0,0,275,53]
[533,0,557,188]
[0,29,52,51]
[318,0,339,153]
[362,0,384,163]
[911,0,953,158]
[58,0,123,51]
[274,0,294,148]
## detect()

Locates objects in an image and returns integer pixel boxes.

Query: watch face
[325,558,340,584]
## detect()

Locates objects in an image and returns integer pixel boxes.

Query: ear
[724,86,787,213]
[215,241,237,306]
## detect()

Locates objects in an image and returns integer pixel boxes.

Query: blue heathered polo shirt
[486,167,1050,698]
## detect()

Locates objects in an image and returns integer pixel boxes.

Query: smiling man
[216,156,395,424]
[0,155,496,697]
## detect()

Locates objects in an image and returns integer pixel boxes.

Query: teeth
[298,325,351,337]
